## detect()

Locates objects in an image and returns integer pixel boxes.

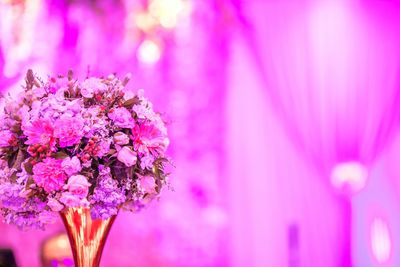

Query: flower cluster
[0,70,170,229]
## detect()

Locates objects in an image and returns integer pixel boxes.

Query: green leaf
[7,152,17,168]
[11,123,21,133]
[53,151,69,159]
[10,172,18,183]
[155,177,162,193]
[107,149,117,156]
[25,177,35,189]
[12,149,25,170]
[24,160,34,175]
[122,97,140,108]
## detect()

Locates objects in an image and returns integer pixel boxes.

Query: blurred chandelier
[330,161,368,195]
[126,0,192,64]
[136,0,191,30]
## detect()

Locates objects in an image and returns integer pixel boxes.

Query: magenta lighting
[3,0,400,266]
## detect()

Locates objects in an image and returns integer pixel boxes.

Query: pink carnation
[108,107,135,128]
[117,146,137,167]
[54,116,84,147]
[131,123,169,155]
[65,175,91,198]
[24,119,55,146]
[32,158,67,192]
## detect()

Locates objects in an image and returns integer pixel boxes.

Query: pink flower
[117,146,137,167]
[32,158,67,192]
[59,192,89,207]
[132,104,156,120]
[48,77,68,94]
[54,116,84,147]
[24,119,54,146]
[113,132,130,145]
[131,123,169,155]
[0,130,15,147]
[32,87,46,98]
[80,78,107,98]
[61,156,82,176]
[96,140,111,158]
[64,175,91,198]
[47,198,64,211]
[140,154,154,169]
[138,175,157,194]
[108,107,135,128]
[18,105,31,128]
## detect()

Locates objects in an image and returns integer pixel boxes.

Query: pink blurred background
[2,0,400,266]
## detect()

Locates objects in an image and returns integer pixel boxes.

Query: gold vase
[60,208,117,267]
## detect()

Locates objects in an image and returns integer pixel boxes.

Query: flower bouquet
[0,70,170,266]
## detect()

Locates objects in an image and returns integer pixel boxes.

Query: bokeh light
[330,162,368,194]
[371,217,392,264]
[137,39,162,64]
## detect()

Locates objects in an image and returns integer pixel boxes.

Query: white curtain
[227,36,350,267]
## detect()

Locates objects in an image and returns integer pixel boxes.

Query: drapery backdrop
[241,0,400,187]
[233,1,400,266]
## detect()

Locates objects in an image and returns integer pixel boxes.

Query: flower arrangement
[0,70,170,229]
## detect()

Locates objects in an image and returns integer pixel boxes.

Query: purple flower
[0,183,26,210]
[117,146,137,167]
[0,130,15,147]
[54,116,84,147]
[32,158,67,192]
[0,195,47,230]
[38,210,58,224]
[96,139,111,158]
[89,166,125,220]
[62,156,82,176]
[1,211,45,230]
[108,107,135,128]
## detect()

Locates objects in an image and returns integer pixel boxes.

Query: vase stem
[60,208,116,267]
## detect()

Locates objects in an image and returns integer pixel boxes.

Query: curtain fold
[231,1,400,266]
[242,0,400,183]
[227,35,351,267]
